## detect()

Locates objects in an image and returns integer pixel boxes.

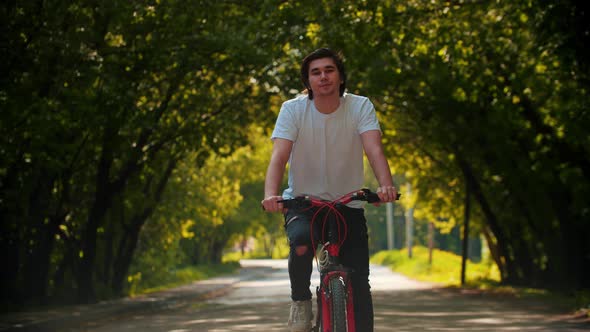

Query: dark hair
[300,48,347,100]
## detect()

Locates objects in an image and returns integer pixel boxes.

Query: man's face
[308,57,341,98]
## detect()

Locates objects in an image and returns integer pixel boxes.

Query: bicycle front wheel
[329,277,348,332]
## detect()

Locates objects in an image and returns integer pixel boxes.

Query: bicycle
[278,188,400,332]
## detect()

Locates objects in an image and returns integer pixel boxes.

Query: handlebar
[277,188,401,209]
[273,189,402,253]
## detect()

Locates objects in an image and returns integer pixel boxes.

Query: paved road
[2,259,587,331]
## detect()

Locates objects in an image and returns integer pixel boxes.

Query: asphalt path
[2,259,587,331]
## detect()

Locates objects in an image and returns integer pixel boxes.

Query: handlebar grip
[364,190,381,203]
[278,196,311,209]
[358,188,402,203]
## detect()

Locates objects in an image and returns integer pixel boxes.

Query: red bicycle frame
[285,189,376,332]
[279,189,399,332]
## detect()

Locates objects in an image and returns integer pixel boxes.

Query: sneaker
[288,299,313,332]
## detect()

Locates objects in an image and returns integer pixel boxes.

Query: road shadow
[82,288,588,332]
[372,288,588,332]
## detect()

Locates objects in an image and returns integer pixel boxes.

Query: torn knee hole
[295,245,309,256]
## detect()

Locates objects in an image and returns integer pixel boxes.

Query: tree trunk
[77,130,114,303]
[211,240,225,264]
[482,226,503,278]
[456,154,514,281]
[111,158,177,295]
[22,171,63,303]
[111,218,141,295]
[461,179,470,286]
[0,158,27,303]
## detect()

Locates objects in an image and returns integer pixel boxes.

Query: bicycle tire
[329,277,348,332]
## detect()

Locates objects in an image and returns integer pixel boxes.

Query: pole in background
[461,180,471,286]
[428,221,434,265]
[386,202,394,250]
[405,183,413,258]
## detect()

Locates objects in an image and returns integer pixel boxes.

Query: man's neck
[313,95,341,114]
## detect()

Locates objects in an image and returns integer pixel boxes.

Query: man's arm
[262,138,293,212]
[361,130,398,202]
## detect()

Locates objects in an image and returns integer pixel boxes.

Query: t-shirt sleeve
[357,99,381,134]
[271,102,298,141]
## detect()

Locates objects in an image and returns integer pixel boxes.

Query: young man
[261,48,398,332]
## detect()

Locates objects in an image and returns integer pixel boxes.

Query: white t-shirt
[271,93,381,208]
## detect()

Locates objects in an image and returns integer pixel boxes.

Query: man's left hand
[376,186,398,202]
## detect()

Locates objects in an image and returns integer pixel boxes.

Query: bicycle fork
[316,228,356,332]
[313,212,356,332]
[316,270,356,332]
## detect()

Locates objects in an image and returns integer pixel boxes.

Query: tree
[1,0,280,303]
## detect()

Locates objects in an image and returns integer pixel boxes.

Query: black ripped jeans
[284,205,374,332]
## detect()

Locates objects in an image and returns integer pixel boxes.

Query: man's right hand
[261,196,284,213]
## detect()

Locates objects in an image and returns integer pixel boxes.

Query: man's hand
[376,186,398,203]
[261,196,284,213]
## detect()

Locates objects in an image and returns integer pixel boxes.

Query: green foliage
[371,246,500,286]
[1,0,282,304]
[129,126,285,291]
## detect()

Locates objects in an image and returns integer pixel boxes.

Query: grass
[222,241,290,262]
[371,246,590,317]
[371,246,501,286]
[129,261,241,296]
